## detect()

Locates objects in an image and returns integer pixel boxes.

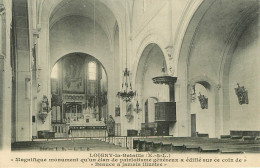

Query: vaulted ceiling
[187,0,259,81]
[49,0,119,40]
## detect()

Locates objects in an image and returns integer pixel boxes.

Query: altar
[69,122,107,137]
[51,94,108,138]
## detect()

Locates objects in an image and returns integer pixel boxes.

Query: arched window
[88,62,96,80]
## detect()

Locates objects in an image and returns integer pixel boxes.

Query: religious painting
[198,92,208,109]
[115,106,120,117]
[235,83,249,105]
[62,56,85,93]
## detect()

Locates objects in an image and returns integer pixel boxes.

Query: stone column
[214,84,221,138]
[0,3,6,149]
[13,0,32,141]
[0,53,4,149]
[31,30,39,137]
[0,1,12,148]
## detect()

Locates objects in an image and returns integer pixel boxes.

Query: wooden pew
[152,142,162,152]
[242,136,256,141]
[145,141,154,151]
[196,133,209,138]
[161,143,172,152]
[200,148,220,153]
[221,135,231,139]
[132,136,260,153]
[136,140,146,152]
[172,144,186,153]
[231,135,243,140]
[185,146,201,153]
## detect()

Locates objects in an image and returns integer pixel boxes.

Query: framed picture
[115,106,120,117]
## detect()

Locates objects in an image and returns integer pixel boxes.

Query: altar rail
[101,136,173,149]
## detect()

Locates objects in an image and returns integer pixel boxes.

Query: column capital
[165,45,174,60]
[33,28,41,45]
[0,53,5,59]
[165,45,175,76]
[0,4,5,15]
[216,84,221,91]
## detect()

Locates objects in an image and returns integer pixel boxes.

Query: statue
[235,83,248,105]
[39,95,51,123]
[107,115,115,136]
[198,92,208,109]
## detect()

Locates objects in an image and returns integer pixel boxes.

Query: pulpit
[152,75,177,136]
[155,102,176,122]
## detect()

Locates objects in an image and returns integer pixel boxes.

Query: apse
[50,53,108,138]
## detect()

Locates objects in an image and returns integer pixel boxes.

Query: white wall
[50,16,111,69]
[228,20,260,131]
[190,83,215,137]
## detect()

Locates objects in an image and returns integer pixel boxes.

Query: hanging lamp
[117,67,136,102]
[117,1,136,102]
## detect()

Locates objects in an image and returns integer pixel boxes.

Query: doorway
[191,114,196,137]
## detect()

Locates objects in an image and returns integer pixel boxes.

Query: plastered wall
[228,19,260,131]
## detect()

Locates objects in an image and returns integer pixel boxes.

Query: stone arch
[132,32,168,90]
[37,0,127,100]
[189,76,220,138]
[175,0,259,137]
[172,0,215,137]
[133,42,168,134]
[50,52,108,81]
[173,0,206,77]
[134,43,167,98]
[50,49,110,75]
[189,75,219,91]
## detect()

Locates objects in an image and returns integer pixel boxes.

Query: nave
[0,0,260,156]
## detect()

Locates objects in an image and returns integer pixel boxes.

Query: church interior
[0,0,260,153]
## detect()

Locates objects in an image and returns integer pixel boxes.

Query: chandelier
[117,68,136,102]
[117,2,136,102]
